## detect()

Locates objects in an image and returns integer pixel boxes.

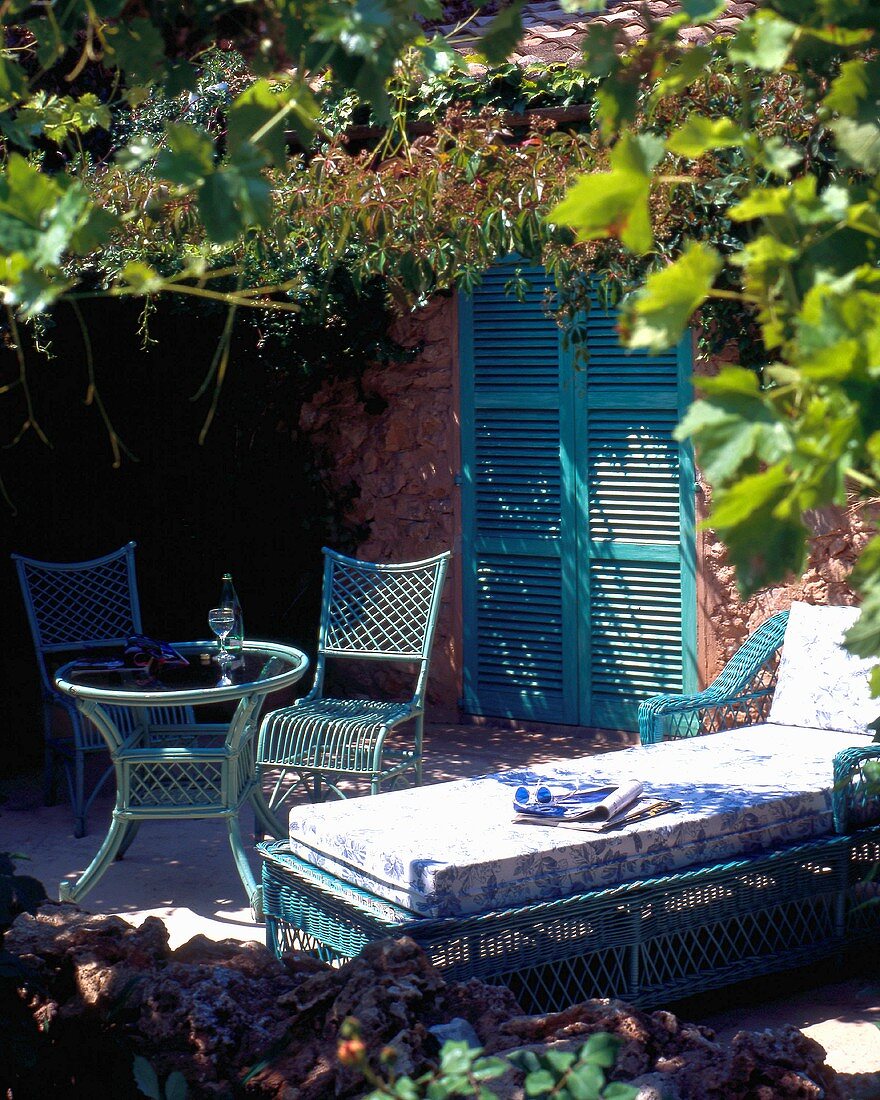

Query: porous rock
[5,907,846,1100]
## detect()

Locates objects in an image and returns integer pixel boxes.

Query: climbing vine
[0,32,833,477]
[81,49,827,366]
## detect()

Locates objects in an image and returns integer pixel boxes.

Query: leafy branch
[547,0,880,666]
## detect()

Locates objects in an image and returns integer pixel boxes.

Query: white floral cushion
[287,724,862,918]
[767,601,879,735]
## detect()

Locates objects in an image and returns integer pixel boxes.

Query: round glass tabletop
[55,639,309,705]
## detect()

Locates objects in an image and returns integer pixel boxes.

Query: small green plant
[336,1017,639,1100]
[507,1037,639,1100]
[133,1055,189,1100]
[0,852,46,937]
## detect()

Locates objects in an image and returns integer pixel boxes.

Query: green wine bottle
[220,573,244,658]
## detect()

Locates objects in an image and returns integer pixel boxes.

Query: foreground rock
[4,902,845,1098]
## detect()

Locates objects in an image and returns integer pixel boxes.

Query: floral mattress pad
[286,724,869,919]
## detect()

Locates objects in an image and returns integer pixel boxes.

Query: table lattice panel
[125,760,225,809]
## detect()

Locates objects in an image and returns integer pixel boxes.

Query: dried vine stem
[4,305,50,450]
[192,284,241,445]
[70,300,136,467]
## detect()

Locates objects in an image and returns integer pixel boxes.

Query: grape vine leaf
[622,241,722,350]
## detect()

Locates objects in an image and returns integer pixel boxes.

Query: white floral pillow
[768,601,879,735]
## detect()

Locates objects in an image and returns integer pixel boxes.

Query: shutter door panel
[475,408,561,538]
[472,551,566,719]
[460,259,578,723]
[585,309,681,391]
[578,291,695,730]
[460,263,695,730]
[586,409,681,543]
[587,560,685,729]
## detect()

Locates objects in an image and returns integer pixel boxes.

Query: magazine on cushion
[512,780,644,822]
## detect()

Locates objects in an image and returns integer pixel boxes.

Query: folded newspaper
[512,780,680,832]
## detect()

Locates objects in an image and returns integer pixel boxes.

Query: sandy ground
[2,723,879,1089]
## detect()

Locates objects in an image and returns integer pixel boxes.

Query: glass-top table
[55,640,309,914]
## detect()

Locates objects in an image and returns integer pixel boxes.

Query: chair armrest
[638,611,789,744]
[832,745,880,833]
[638,690,760,744]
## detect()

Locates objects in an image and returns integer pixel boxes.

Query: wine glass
[208,606,236,684]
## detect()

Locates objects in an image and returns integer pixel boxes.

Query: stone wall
[697,485,874,680]
[298,294,460,719]
[299,296,872,720]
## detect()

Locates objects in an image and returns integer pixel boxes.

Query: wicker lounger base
[258,830,880,1013]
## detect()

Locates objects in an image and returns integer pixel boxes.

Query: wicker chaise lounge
[257,603,880,1012]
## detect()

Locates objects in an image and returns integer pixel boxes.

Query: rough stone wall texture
[697,485,875,682]
[300,298,873,719]
[298,294,460,719]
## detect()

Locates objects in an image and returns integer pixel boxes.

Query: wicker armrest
[832,744,880,833]
[638,691,750,745]
[638,611,789,745]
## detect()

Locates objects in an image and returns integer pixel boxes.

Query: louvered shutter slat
[582,292,695,727]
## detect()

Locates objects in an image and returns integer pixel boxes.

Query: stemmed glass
[208,606,236,685]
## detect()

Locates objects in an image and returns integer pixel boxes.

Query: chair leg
[72,746,87,839]
[43,744,57,808]
[414,714,424,787]
[42,706,58,806]
[250,785,287,841]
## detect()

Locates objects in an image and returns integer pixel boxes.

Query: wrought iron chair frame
[12,539,146,831]
[257,547,450,834]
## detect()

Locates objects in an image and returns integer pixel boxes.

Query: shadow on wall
[0,299,339,775]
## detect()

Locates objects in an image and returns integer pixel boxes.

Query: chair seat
[259,698,415,771]
[256,547,449,816]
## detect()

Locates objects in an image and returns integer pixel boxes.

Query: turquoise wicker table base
[259,830,880,1013]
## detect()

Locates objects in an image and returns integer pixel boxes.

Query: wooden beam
[284,103,593,150]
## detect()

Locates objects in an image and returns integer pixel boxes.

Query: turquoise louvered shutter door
[576,297,697,729]
[459,265,696,730]
[459,260,578,722]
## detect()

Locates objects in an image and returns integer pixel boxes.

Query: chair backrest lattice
[315,547,451,702]
[13,542,142,695]
[323,553,447,659]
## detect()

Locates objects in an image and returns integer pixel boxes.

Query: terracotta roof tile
[452,0,755,67]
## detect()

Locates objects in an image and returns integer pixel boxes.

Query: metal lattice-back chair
[257,547,451,834]
[12,542,192,837]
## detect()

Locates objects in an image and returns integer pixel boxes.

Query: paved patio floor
[1,720,879,1083]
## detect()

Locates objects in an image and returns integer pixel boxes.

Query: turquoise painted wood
[459,259,697,730]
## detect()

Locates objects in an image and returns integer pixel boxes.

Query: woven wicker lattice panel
[126,761,224,808]
[268,920,352,965]
[492,948,632,1014]
[261,826,880,1012]
[325,560,440,656]
[24,557,136,647]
